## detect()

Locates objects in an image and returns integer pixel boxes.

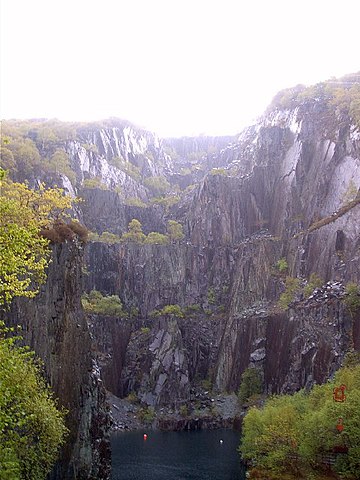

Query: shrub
[121,219,146,244]
[303,272,323,297]
[278,277,301,310]
[83,177,107,190]
[124,197,147,208]
[210,168,227,176]
[150,196,180,209]
[344,282,360,315]
[167,220,184,242]
[125,392,138,404]
[137,407,155,424]
[81,290,126,317]
[207,287,216,305]
[179,405,189,417]
[144,176,170,195]
[150,304,184,318]
[99,231,121,244]
[238,367,263,404]
[276,257,288,273]
[82,143,98,154]
[67,220,89,242]
[0,323,68,479]
[144,232,169,245]
[160,304,184,317]
[41,219,89,244]
[240,364,360,478]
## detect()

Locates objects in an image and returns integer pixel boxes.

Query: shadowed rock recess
[3,77,360,477]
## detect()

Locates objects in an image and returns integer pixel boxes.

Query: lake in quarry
[111,429,247,480]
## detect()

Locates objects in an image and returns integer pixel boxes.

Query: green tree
[0,323,68,480]
[344,282,360,316]
[240,364,360,479]
[121,219,146,244]
[238,367,263,404]
[47,150,76,184]
[0,169,72,305]
[144,232,169,245]
[167,220,185,242]
[278,276,301,310]
[144,176,170,195]
[81,290,126,316]
[275,257,288,273]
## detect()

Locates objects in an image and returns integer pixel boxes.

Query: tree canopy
[0,323,68,480]
[0,168,72,305]
[0,169,71,477]
[240,359,360,479]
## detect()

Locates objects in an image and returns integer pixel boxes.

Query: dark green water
[111,429,246,480]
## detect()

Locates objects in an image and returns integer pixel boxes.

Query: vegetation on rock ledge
[240,360,360,479]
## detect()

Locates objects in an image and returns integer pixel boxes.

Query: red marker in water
[143,433,148,440]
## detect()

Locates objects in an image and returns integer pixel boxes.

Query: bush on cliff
[0,170,70,478]
[82,290,126,317]
[0,323,68,480]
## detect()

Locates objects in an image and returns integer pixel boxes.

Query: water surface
[112,429,246,480]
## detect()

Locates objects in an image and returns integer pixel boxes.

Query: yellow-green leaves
[0,322,68,480]
[0,169,72,306]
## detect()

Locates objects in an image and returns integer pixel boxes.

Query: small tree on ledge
[167,220,184,243]
[121,219,146,244]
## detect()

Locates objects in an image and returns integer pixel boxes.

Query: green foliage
[344,282,360,315]
[268,74,360,129]
[81,290,126,317]
[144,176,170,195]
[121,219,146,244]
[210,168,227,176]
[160,304,184,317]
[167,220,185,242]
[150,195,180,209]
[184,304,202,315]
[276,257,288,273]
[139,327,150,334]
[278,277,301,310]
[82,177,108,190]
[207,287,216,305]
[82,143,99,154]
[125,391,139,404]
[238,367,263,404]
[124,197,147,208]
[342,180,358,205]
[99,231,121,244]
[110,156,141,181]
[0,170,72,306]
[150,304,184,318]
[201,379,212,391]
[303,273,323,297]
[47,150,76,184]
[240,364,360,479]
[144,232,169,245]
[179,405,189,417]
[137,406,155,424]
[0,323,68,479]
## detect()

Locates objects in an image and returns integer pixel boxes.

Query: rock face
[81,95,360,410]
[3,81,360,472]
[6,242,111,480]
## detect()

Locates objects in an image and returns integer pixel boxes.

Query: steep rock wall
[6,243,111,480]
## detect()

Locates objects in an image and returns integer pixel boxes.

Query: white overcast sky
[1,0,359,137]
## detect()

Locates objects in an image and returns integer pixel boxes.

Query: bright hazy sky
[1,0,359,137]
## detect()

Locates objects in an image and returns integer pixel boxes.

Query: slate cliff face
[3,82,360,472]
[7,243,111,480]
[82,95,360,409]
